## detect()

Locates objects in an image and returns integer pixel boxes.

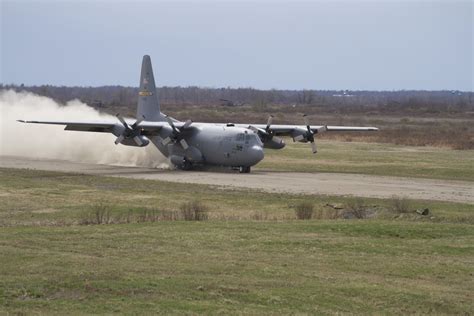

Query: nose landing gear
[238,166,251,173]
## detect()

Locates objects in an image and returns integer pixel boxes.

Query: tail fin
[137,55,164,122]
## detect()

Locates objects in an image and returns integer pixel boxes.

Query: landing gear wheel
[181,159,193,171]
[239,166,251,174]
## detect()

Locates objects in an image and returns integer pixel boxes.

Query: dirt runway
[1,156,472,204]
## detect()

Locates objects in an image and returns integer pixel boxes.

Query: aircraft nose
[249,145,264,165]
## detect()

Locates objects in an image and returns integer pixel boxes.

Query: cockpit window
[236,133,245,142]
[252,134,263,145]
[236,132,262,145]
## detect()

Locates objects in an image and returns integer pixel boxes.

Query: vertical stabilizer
[137,55,163,121]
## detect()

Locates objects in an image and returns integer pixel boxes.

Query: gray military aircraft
[19,55,378,173]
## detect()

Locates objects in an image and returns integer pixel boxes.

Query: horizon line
[1,84,472,94]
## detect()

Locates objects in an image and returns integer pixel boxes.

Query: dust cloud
[0,90,168,168]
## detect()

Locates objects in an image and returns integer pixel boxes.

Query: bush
[250,211,269,221]
[345,198,367,219]
[180,201,208,221]
[390,197,411,214]
[79,203,111,225]
[137,209,160,223]
[295,201,314,220]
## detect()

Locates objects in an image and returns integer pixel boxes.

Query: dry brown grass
[180,200,209,221]
[158,103,474,150]
[294,201,314,220]
[345,198,369,219]
[321,125,474,150]
[79,203,111,225]
[389,197,411,214]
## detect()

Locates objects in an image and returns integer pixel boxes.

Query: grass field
[1,168,473,226]
[1,221,473,314]
[0,168,473,314]
[258,140,474,181]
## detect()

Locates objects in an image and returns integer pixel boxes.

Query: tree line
[1,84,472,113]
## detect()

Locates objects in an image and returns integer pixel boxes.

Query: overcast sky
[1,0,472,91]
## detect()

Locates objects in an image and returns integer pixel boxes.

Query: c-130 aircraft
[19,55,378,173]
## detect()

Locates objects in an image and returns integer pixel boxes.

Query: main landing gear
[238,166,251,174]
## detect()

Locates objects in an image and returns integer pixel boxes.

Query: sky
[1,0,472,91]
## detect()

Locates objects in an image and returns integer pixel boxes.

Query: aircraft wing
[18,119,377,136]
[17,119,118,133]
[240,124,378,136]
[17,119,174,135]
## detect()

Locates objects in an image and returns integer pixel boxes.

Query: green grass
[1,221,473,314]
[258,140,474,181]
[1,168,473,314]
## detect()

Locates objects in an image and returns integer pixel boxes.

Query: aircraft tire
[181,160,193,171]
[239,166,251,174]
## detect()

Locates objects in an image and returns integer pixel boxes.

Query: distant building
[332,90,355,97]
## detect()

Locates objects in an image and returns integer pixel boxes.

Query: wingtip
[17,119,26,123]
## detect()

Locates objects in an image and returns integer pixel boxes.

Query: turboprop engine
[162,116,204,169]
[290,115,327,154]
[263,137,285,149]
[169,146,204,169]
[119,135,150,147]
[249,115,286,150]
[113,114,149,147]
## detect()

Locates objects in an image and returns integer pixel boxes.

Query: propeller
[114,114,146,146]
[249,115,275,141]
[265,115,274,135]
[248,115,285,149]
[161,116,193,149]
[300,114,327,154]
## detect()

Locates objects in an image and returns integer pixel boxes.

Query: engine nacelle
[291,128,310,143]
[119,135,150,147]
[251,126,285,149]
[184,146,204,163]
[169,146,203,169]
[170,155,185,167]
[264,137,285,149]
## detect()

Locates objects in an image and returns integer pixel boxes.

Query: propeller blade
[165,116,173,126]
[114,134,125,145]
[132,115,146,128]
[162,137,172,146]
[116,113,129,129]
[182,119,193,129]
[265,115,273,131]
[310,141,317,154]
[133,136,144,146]
[165,116,178,133]
[248,125,259,133]
[303,114,312,134]
[179,139,189,150]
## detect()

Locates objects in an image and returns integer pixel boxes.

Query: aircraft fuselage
[151,124,265,170]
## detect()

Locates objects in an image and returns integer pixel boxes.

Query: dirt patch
[32,208,60,214]
[1,156,473,204]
